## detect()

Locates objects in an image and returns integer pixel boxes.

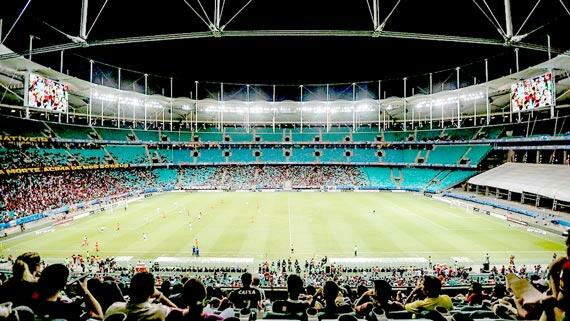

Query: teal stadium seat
[198,148,225,163]
[229,148,256,162]
[427,145,468,165]
[320,148,347,162]
[106,145,148,163]
[133,130,160,142]
[360,167,397,189]
[351,149,379,163]
[290,148,316,162]
[96,128,133,141]
[70,148,107,164]
[50,123,93,140]
[259,148,285,163]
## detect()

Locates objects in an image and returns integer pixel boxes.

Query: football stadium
[0,1,569,321]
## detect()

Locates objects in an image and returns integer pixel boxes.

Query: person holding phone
[31,264,103,321]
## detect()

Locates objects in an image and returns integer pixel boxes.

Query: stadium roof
[467,163,570,203]
[1,44,569,124]
[1,0,570,84]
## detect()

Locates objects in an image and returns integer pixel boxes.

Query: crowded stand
[0,234,567,321]
[0,165,475,223]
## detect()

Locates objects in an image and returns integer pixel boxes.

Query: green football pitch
[1,192,566,265]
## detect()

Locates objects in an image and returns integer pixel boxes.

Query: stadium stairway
[426,170,451,191]
[458,146,473,164]
[390,167,402,189]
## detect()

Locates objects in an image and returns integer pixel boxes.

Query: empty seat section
[161,131,192,142]
[361,167,396,189]
[70,148,106,164]
[257,133,283,142]
[229,149,255,162]
[259,148,285,162]
[106,145,148,163]
[96,128,132,141]
[351,149,379,163]
[226,133,253,142]
[380,149,404,163]
[352,132,378,142]
[429,170,476,191]
[401,168,440,189]
[464,145,492,164]
[427,145,468,164]
[133,130,159,142]
[290,148,315,162]
[403,149,419,163]
[196,132,223,142]
[320,148,346,162]
[155,149,174,163]
[416,129,442,141]
[383,131,409,142]
[50,123,93,140]
[197,148,225,163]
[291,132,316,142]
[480,126,504,139]
[445,128,476,140]
[322,133,346,142]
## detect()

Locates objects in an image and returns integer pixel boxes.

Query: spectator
[105,272,177,321]
[355,279,404,316]
[404,276,453,314]
[166,278,223,321]
[283,274,312,314]
[32,263,103,321]
[228,272,262,310]
[0,252,41,307]
[321,280,353,315]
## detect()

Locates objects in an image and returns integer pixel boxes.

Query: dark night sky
[1,0,569,90]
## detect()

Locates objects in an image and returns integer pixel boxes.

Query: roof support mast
[504,0,514,41]
[372,0,380,31]
[80,0,89,39]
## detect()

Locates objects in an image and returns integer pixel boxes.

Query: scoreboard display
[510,72,554,112]
[26,73,69,112]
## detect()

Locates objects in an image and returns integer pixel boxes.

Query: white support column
[383,91,387,130]
[485,59,490,124]
[60,50,64,73]
[403,77,407,131]
[272,85,276,133]
[220,83,224,130]
[28,35,34,60]
[378,80,381,132]
[144,74,148,129]
[89,60,93,125]
[411,88,415,130]
[80,0,89,39]
[547,34,551,60]
[100,78,104,125]
[170,77,173,131]
[550,68,555,118]
[515,48,520,72]
[300,85,303,132]
[195,81,199,130]
[327,84,330,132]
[456,67,461,128]
[0,19,3,43]
[429,73,433,130]
[352,82,356,131]
[247,84,250,132]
